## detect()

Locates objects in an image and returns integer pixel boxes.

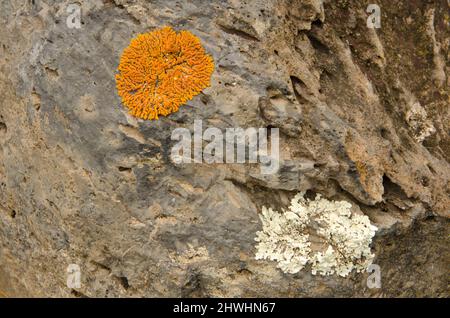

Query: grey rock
[0,0,449,297]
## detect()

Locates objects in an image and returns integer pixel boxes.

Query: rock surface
[0,0,448,297]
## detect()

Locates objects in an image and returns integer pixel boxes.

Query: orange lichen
[116,26,214,120]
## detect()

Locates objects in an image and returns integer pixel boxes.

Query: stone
[0,0,448,297]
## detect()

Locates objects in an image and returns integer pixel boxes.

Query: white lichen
[405,102,436,143]
[255,192,378,277]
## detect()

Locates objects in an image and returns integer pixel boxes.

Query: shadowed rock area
[0,0,448,297]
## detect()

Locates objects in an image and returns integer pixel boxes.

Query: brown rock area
[0,0,448,297]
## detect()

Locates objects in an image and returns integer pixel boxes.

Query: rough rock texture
[0,0,449,297]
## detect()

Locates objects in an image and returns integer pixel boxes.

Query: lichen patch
[255,192,377,277]
[116,26,214,120]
